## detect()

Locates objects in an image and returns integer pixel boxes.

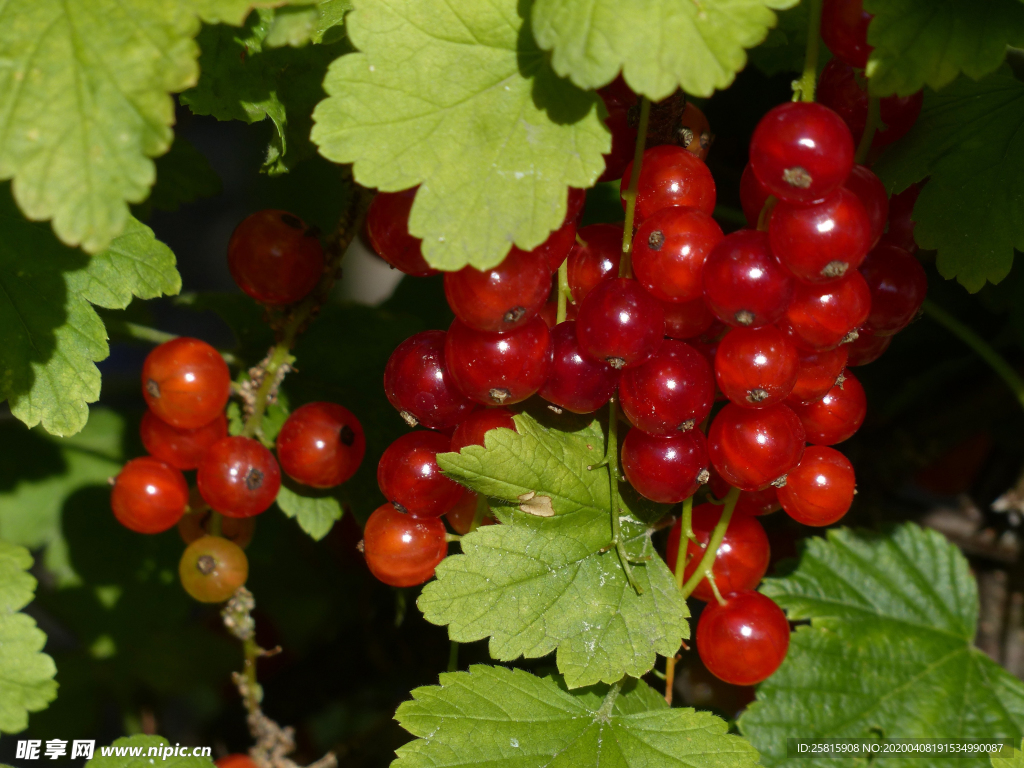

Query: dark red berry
[197,436,282,518]
[632,207,724,303]
[450,408,517,452]
[679,102,712,160]
[846,329,892,366]
[534,191,584,271]
[363,503,448,587]
[621,145,716,222]
[378,431,464,518]
[384,331,477,430]
[111,456,189,533]
[702,230,794,328]
[365,189,437,277]
[576,278,665,369]
[445,491,497,535]
[599,107,639,183]
[619,340,715,435]
[708,403,805,491]
[859,244,927,336]
[142,338,231,430]
[778,271,872,350]
[227,210,323,305]
[769,189,872,282]
[817,59,923,150]
[276,402,366,488]
[820,0,872,67]
[598,75,637,110]
[539,296,578,328]
[883,184,920,253]
[664,297,716,340]
[140,411,227,471]
[739,163,773,228]
[787,346,849,406]
[715,326,799,408]
[444,248,553,333]
[708,466,781,517]
[789,371,866,445]
[568,224,623,304]
[621,428,709,504]
[444,317,552,405]
[749,102,854,205]
[844,164,888,247]
[539,321,620,414]
[697,590,790,685]
[778,445,855,526]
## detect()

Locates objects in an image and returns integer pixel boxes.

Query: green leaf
[134,137,222,220]
[265,4,320,47]
[87,735,214,768]
[188,0,309,26]
[395,666,759,768]
[530,0,799,101]
[0,540,58,733]
[312,0,608,271]
[747,2,811,77]
[277,482,343,540]
[863,0,1024,97]
[873,70,1024,292]
[994,740,1024,768]
[421,411,686,689]
[0,192,180,435]
[311,0,351,44]
[739,523,1024,767]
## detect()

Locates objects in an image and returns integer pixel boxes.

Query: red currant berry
[778,271,872,350]
[444,317,552,405]
[621,145,716,222]
[445,491,496,535]
[769,189,872,282]
[678,102,712,160]
[708,403,805,491]
[216,755,256,768]
[859,244,927,336]
[697,590,790,685]
[749,102,854,205]
[844,164,888,247]
[739,163,773,228]
[111,456,189,534]
[539,321,620,414]
[715,326,799,408]
[702,230,794,328]
[821,0,871,66]
[444,249,553,332]
[789,371,866,445]
[384,330,477,430]
[227,210,323,305]
[365,189,437,277]
[539,296,578,328]
[378,431,464,518]
[598,75,637,110]
[621,428,709,504]
[778,445,855,526]
[179,535,249,603]
[197,436,282,518]
[576,277,665,369]
[633,207,724,303]
[883,184,920,253]
[276,402,366,488]
[619,339,714,435]
[787,346,849,406]
[363,503,448,587]
[532,193,585,272]
[568,224,623,304]
[142,338,231,430]
[664,297,716,340]
[140,410,227,470]
[708,466,781,517]
[667,504,770,602]
[599,107,639,182]
[817,59,923,150]
[450,408,517,452]
[846,329,892,366]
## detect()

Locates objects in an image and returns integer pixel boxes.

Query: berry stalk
[794,0,824,102]
[680,486,740,599]
[854,96,881,164]
[665,494,695,705]
[556,258,570,324]
[619,97,652,278]
[108,319,241,366]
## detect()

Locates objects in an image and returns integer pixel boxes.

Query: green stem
[447,640,459,673]
[619,97,652,278]
[242,636,262,711]
[107,320,240,366]
[680,487,740,599]
[241,342,293,439]
[469,493,489,533]
[713,205,748,228]
[756,196,777,232]
[209,510,223,538]
[602,400,642,595]
[855,96,881,164]
[793,0,824,102]
[674,496,694,590]
[556,259,570,324]
[922,299,1024,412]
[445,533,462,543]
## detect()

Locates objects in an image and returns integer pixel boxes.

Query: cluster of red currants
[109,211,366,603]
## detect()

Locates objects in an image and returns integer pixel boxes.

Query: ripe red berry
[778,446,856,526]
[769,188,872,282]
[450,408,517,452]
[142,338,231,430]
[111,456,189,534]
[749,102,854,205]
[883,184,920,253]
[444,249,553,332]
[715,326,799,408]
[844,164,888,247]
[789,371,866,445]
[536,189,586,271]
[820,0,871,67]
[539,321,620,414]
[276,402,366,488]
[444,317,552,405]
[708,403,805,491]
[846,329,892,366]
[708,466,781,517]
[179,535,249,603]
[568,224,623,304]
[787,346,849,406]
[778,271,872,350]
[739,163,773,228]
[599,107,639,183]
[702,230,794,329]
[197,436,282,518]
[384,331,477,430]
[619,340,715,435]
[666,504,770,602]
[697,590,790,686]
[859,244,928,336]
[678,102,712,160]
[621,145,716,221]
[632,207,724,303]
[817,59,923,150]
[445,491,497,535]
[227,210,323,305]
[664,297,716,340]
[216,756,256,768]
[539,296,578,327]
[363,503,448,587]
[377,431,464,518]
[140,411,227,470]
[576,278,665,369]
[621,428,709,504]
[365,189,437,276]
